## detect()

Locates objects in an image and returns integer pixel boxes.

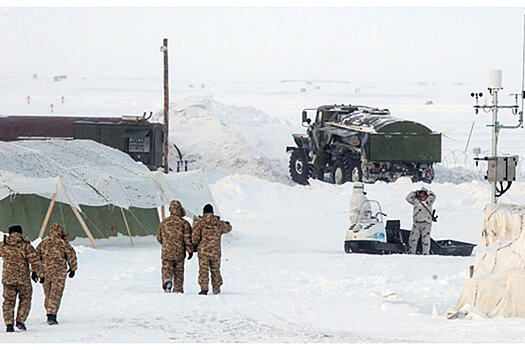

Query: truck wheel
[331,160,350,185]
[350,163,363,183]
[289,148,311,185]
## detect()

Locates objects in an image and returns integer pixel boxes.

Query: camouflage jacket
[36,223,78,279]
[192,213,232,259]
[0,232,43,285]
[157,200,193,261]
[406,190,436,224]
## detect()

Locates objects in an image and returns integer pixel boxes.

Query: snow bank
[153,96,294,183]
[448,203,525,318]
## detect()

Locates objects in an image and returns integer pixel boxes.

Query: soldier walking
[0,225,44,332]
[406,187,436,255]
[156,200,193,293]
[192,204,232,295]
[36,223,77,325]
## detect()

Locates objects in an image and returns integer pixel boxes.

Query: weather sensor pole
[470,17,525,204]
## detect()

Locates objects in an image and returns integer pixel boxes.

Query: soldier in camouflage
[36,223,77,325]
[192,204,232,295]
[406,188,436,255]
[0,225,44,333]
[156,200,193,293]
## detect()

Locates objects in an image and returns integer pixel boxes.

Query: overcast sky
[1,7,525,87]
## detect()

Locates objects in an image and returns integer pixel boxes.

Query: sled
[344,201,475,256]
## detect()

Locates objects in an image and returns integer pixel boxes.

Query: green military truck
[286,104,441,185]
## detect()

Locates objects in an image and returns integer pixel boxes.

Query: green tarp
[0,194,160,241]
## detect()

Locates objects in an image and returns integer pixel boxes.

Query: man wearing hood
[36,223,77,325]
[156,200,193,293]
[406,187,436,255]
[192,204,232,295]
[349,183,371,225]
[0,225,44,332]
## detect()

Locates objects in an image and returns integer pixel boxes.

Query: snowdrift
[449,203,525,318]
[153,96,294,183]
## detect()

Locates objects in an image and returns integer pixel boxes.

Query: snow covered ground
[2,77,525,342]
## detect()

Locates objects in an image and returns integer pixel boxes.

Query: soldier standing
[156,200,193,293]
[36,223,77,325]
[313,144,332,180]
[406,187,436,255]
[0,225,44,332]
[192,204,232,295]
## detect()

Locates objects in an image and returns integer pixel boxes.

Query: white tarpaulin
[0,140,216,216]
[448,203,525,319]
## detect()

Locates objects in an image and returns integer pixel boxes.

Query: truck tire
[350,163,363,183]
[331,160,351,185]
[289,148,311,185]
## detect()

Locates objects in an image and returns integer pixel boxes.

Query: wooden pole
[38,191,58,239]
[69,205,98,249]
[160,205,166,221]
[120,207,135,247]
[162,38,169,174]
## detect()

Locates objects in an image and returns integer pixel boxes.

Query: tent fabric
[449,204,525,318]
[0,194,159,241]
[0,140,216,216]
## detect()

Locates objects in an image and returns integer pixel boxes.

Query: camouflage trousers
[161,259,185,293]
[409,222,432,255]
[43,276,66,315]
[2,282,32,326]
[198,257,222,292]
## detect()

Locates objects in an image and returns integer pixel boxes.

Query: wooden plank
[69,204,98,249]
[38,191,58,239]
[120,207,134,247]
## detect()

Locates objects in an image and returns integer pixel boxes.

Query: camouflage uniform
[36,223,77,316]
[192,213,232,293]
[0,232,44,326]
[156,200,193,293]
[406,189,436,255]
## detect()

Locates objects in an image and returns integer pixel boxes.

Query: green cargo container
[365,133,442,162]
[73,121,164,171]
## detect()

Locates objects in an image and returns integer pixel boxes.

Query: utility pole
[161,38,169,174]
[160,38,169,221]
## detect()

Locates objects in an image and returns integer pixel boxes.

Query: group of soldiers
[157,201,232,295]
[0,199,231,333]
[0,223,77,332]
[350,183,437,254]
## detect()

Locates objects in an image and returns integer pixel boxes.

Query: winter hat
[203,204,214,214]
[8,225,22,234]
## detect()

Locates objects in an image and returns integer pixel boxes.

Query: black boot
[6,324,14,333]
[213,288,221,295]
[15,321,26,331]
[163,281,173,293]
[199,290,208,295]
[47,314,58,325]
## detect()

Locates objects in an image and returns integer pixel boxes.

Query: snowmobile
[344,200,476,256]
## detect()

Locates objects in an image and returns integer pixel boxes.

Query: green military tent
[0,140,216,247]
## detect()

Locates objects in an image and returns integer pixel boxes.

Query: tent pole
[160,205,166,221]
[69,205,98,249]
[120,207,135,247]
[38,190,58,239]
